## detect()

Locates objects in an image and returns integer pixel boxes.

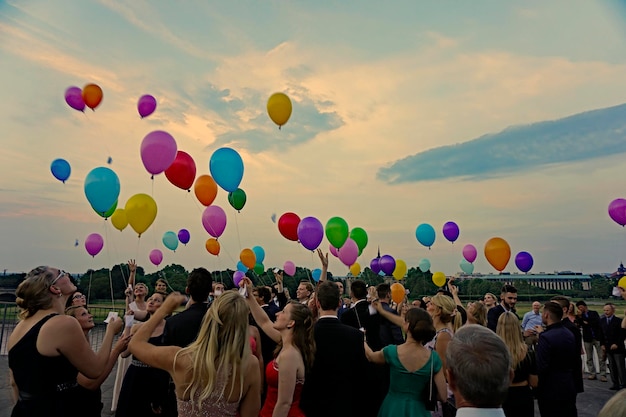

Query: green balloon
[96,200,117,219]
[253,262,265,275]
[325,216,349,249]
[228,188,247,211]
[349,227,368,252]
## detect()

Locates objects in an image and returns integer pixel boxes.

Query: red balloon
[165,151,196,190]
[278,212,300,241]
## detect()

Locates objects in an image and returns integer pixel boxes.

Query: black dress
[503,347,537,417]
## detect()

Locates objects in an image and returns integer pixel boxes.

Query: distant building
[454,271,592,291]
[610,263,626,279]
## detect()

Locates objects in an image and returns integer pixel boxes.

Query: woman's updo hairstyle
[406,307,436,343]
[15,266,56,319]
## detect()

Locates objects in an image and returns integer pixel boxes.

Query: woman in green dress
[365,307,447,417]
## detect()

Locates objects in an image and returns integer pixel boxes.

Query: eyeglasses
[72,294,85,300]
[51,270,68,286]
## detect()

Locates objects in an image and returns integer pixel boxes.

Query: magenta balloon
[608,198,626,227]
[84,233,103,257]
[65,86,85,112]
[442,221,460,243]
[137,94,157,118]
[515,251,534,273]
[370,258,381,274]
[297,216,324,251]
[338,238,359,267]
[462,244,477,263]
[149,249,163,266]
[233,270,245,287]
[202,205,227,238]
[140,130,178,175]
[329,244,339,257]
[283,261,296,276]
[379,254,396,276]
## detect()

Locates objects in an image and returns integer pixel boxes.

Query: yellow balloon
[124,193,157,237]
[267,92,292,128]
[350,262,361,276]
[110,209,128,231]
[618,276,626,290]
[432,271,446,287]
[390,282,406,304]
[392,259,407,280]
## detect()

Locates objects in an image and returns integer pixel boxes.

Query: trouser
[583,339,606,376]
[607,351,626,387]
[538,394,577,417]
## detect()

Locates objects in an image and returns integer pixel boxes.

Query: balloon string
[233,209,242,251]
[87,270,93,306]
[102,219,116,308]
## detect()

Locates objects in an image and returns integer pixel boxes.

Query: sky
[2,0,626,277]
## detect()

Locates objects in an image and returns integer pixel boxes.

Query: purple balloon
[137,94,157,118]
[370,258,381,274]
[140,130,178,176]
[202,205,227,238]
[178,228,190,245]
[608,198,626,227]
[515,251,534,273]
[442,221,460,243]
[84,233,103,257]
[149,249,163,266]
[338,238,359,267]
[462,244,477,263]
[233,270,245,287]
[379,255,396,276]
[297,216,324,251]
[65,86,85,112]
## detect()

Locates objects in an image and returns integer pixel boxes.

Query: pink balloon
[84,233,103,257]
[137,94,157,118]
[149,249,163,266]
[140,130,178,176]
[283,261,296,276]
[608,198,626,227]
[329,244,339,257]
[462,244,477,263]
[65,86,85,112]
[202,205,227,238]
[338,238,359,267]
[233,270,245,287]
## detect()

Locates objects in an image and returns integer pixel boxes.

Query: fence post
[0,303,8,355]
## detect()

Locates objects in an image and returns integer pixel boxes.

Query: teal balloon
[325,217,349,249]
[460,259,474,274]
[228,188,247,211]
[93,200,117,219]
[162,231,179,252]
[209,147,244,192]
[349,227,368,253]
[312,268,322,282]
[237,261,247,272]
[252,246,265,264]
[254,263,265,275]
[419,258,431,272]
[415,223,436,248]
[84,167,120,216]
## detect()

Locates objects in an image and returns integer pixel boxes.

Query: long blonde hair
[175,291,251,410]
[496,311,526,369]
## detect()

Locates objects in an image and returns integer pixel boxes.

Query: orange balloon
[205,238,220,256]
[240,248,256,270]
[194,175,218,206]
[390,282,405,305]
[484,237,511,272]
[82,84,103,110]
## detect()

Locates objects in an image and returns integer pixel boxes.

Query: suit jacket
[162,302,208,348]
[536,321,578,401]
[562,318,584,393]
[575,310,604,343]
[379,302,404,346]
[600,315,626,353]
[340,299,382,351]
[254,305,278,365]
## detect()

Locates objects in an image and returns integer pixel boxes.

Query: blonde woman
[483,293,497,309]
[497,312,537,417]
[465,302,487,327]
[129,291,261,417]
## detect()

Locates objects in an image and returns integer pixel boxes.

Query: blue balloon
[84,167,120,216]
[312,268,322,282]
[419,258,431,272]
[209,147,244,192]
[252,246,265,264]
[51,158,71,183]
[415,223,436,248]
[237,261,247,272]
[162,231,179,252]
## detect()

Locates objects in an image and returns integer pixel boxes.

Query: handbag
[422,351,437,411]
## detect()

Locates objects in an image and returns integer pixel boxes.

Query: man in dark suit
[575,300,606,381]
[251,285,277,367]
[487,284,518,332]
[300,281,368,417]
[376,283,404,346]
[551,296,584,393]
[600,303,626,390]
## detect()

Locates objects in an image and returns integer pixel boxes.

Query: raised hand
[317,248,329,269]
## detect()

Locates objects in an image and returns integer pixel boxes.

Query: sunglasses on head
[51,270,68,286]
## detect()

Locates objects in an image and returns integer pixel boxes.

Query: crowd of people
[7,257,626,417]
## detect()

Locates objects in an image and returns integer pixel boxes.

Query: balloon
[240,248,256,270]
[111,209,128,231]
[338,238,358,267]
[254,263,265,275]
[84,233,103,257]
[432,272,446,287]
[442,221,460,243]
[379,255,396,276]
[51,159,71,183]
[278,212,300,241]
[329,244,339,257]
[390,283,405,304]
[137,94,157,118]
[349,227,368,254]
[141,130,178,176]
[252,246,266,264]
[82,83,103,110]
[460,259,474,274]
[125,193,158,237]
[228,188,247,211]
[325,217,349,249]
[462,244,478,263]
[415,223,436,248]
[202,205,227,238]
[84,167,120,216]
[283,261,296,276]
[618,276,626,290]
[94,200,117,219]
[419,258,431,272]
[236,261,247,272]
[149,249,163,266]
[350,262,361,276]
[484,237,511,272]
[267,92,292,128]
[165,151,196,191]
[370,258,381,274]
[205,238,220,255]
[194,175,218,206]
[312,268,322,282]
[162,231,179,252]
[515,251,534,273]
[297,216,324,251]
[233,271,245,287]
[608,198,626,227]
[178,229,190,245]
[271,213,277,223]
[65,86,85,112]
[209,147,244,192]
[392,259,407,280]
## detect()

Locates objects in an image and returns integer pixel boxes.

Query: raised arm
[78,333,131,390]
[372,299,404,327]
[241,278,281,343]
[364,339,385,364]
[316,248,328,282]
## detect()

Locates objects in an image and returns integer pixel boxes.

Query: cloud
[377,102,626,184]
